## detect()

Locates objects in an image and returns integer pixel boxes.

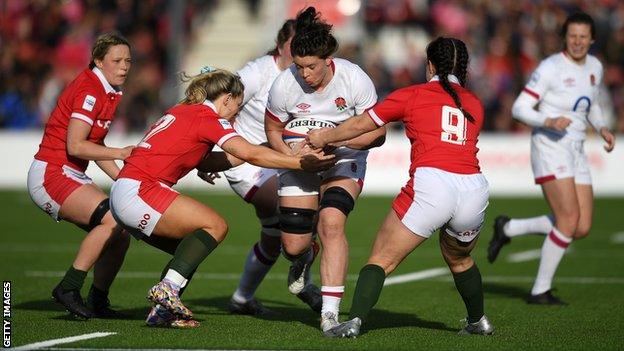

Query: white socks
[164,269,187,290]
[321,285,344,315]
[504,214,554,237]
[531,227,572,295]
[232,242,278,303]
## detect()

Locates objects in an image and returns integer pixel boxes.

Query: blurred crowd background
[1,0,623,134]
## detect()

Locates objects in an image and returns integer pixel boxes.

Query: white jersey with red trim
[266,58,377,159]
[515,52,603,141]
[235,55,282,144]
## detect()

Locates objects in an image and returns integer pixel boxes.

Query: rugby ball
[282,117,337,149]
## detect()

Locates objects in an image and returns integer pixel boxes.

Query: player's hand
[198,171,221,185]
[306,128,331,149]
[118,145,135,160]
[544,116,572,132]
[299,148,336,172]
[600,127,615,153]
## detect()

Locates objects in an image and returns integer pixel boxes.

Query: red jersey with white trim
[34,67,122,172]
[118,101,239,186]
[368,77,483,174]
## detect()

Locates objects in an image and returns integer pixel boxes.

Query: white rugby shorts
[27,159,93,221]
[393,167,489,242]
[531,132,591,185]
[223,162,277,201]
[278,149,367,196]
[110,178,179,237]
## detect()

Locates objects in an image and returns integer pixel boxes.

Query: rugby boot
[51,284,93,319]
[146,304,200,328]
[527,289,568,305]
[147,280,193,319]
[87,286,127,319]
[228,298,272,316]
[487,215,511,263]
[459,315,495,335]
[320,311,340,337]
[324,317,361,338]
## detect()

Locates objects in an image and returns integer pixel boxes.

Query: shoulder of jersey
[586,54,603,69]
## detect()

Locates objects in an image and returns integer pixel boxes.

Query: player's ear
[94,58,104,69]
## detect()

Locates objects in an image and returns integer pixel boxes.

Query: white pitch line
[384,267,449,286]
[507,249,542,263]
[12,332,116,351]
[611,231,624,244]
[433,275,624,284]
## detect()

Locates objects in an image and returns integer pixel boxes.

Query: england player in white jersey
[264,7,386,336]
[198,20,323,315]
[487,12,616,305]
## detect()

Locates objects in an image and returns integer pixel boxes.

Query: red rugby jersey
[34,68,122,172]
[368,77,484,175]
[118,101,239,186]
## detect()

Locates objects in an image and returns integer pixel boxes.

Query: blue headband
[200,66,217,74]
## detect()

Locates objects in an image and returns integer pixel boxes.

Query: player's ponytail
[426,37,475,123]
[266,19,296,56]
[291,7,338,59]
[181,68,244,105]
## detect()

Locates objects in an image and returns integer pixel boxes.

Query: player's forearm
[266,130,292,154]
[236,144,300,170]
[511,93,547,128]
[343,125,387,150]
[67,140,124,161]
[95,160,121,180]
[324,114,376,145]
[587,104,607,132]
[196,152,243,172]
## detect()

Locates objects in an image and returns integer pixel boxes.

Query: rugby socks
[60,266,87,291]
[349,264,386,322]
[504,215,554,237]
[452,264,484,324]
[169,229,219,279]
[321,285,344,315]
[531,227,572,295]
[161,260,196,296]
[232,241,278,303]
[87,284,108,307]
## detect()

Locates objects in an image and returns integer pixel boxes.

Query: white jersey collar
[92,67,122,95]
[430,74,460,84]
[202,100,218,114]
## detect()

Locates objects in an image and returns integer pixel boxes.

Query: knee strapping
[320,187,355,216]
[279,207,316,234]
[82,198,110,232]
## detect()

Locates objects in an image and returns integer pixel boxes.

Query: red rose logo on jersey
[590,74,595,86]
[335,97,347,111]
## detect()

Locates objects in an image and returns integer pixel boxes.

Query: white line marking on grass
[383,267,449,286]
[43,349,283,351]
[611,231,624,244]
[12,332,116,351]
[507,249,542,263]
[433,275,624,284]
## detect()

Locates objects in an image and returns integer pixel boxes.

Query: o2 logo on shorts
[138,213,151,231]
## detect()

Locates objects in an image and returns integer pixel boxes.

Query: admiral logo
[218,119,233,129]
[564,77,575,87]
[82,95,96,112]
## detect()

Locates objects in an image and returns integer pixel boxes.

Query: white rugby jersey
[512,52,605,141]
[266,58,377,159]
[234,55,282,144]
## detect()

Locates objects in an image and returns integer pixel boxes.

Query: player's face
[220,94,243,120]
[96,44,132,86]
[293,55,332,90]
[564,23,594,62]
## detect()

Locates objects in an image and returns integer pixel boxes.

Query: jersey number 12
[440,105,466,145]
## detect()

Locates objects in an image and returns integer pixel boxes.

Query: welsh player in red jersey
[109,68,333,328]
[27,33,134,319]
[308,37,494,337]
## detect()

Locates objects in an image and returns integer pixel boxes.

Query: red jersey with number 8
[367,78,483,174]
[118,101,239,186]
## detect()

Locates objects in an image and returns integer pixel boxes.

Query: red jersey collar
[92,67,122,95]
[202,100,218,114]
